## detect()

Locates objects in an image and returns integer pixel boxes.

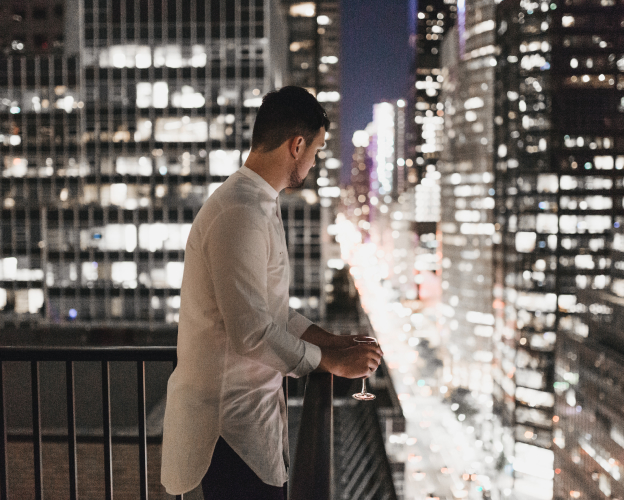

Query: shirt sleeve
[288,308,314,338]
[205,205,320,377]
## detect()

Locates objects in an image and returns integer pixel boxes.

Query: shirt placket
[275,196,287,246]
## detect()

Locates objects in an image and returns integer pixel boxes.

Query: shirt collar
[239,166,279,200]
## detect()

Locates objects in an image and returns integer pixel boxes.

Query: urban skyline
[2,1,624,500]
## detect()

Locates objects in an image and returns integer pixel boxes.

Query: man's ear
[289,136,306,159]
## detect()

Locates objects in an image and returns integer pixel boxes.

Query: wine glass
[352,337,378,401]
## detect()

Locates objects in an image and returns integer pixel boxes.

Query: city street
[336,216,505,500]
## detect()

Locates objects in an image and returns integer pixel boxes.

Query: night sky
[340,0,414,178]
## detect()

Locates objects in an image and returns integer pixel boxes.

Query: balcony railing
[0,344,179,500]
[291,371,400,500]
[0,341,399,500]
[290,373,334,499]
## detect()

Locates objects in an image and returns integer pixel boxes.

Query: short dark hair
[251,86,330,152]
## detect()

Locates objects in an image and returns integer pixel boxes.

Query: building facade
[283,1,342,321]
[0,0,309,329]
[437,0,504,476]
[493,0,624,497]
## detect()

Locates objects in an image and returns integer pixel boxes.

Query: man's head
[251,86,330,154]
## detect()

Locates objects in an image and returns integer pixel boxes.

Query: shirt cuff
[287,309,314,338]
[289,341,322,378]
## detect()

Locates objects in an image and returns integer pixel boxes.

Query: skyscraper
[285,1,341,191]
[493,0,624,496]
[282,1,342,321]
[437,0,503,470]
[0,0,290,329]
[410,0,457,184]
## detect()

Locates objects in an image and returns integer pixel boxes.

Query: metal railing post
[0,344,177,500]
[66,361,78,500]
[31,361,43,500]
[102,361,113,500]
[137,361,148,500]
[290,373,333,500]
[0,361,8,500]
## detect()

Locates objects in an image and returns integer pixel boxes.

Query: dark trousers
[201,437,287,500]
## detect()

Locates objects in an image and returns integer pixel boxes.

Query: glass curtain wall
[494,0,624,496]
[0,0,287,329]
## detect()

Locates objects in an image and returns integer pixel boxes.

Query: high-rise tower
[0,0,289,329]
[437,0,504,474]
[494,0,624,496]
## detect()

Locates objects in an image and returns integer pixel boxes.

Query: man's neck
[244,148,291,193]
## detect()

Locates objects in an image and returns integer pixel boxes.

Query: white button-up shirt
[161,166,322,495]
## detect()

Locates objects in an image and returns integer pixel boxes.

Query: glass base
[352,392,376,401]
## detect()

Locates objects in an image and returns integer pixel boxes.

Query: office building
[493,0,624,496]
[410,0,457,184]
[282,1,342,321]
[285,1,341,192]
[554,282,624,499]
[436,0,500,464]
[0,0,296,328]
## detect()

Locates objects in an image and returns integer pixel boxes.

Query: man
[161,86,383,499]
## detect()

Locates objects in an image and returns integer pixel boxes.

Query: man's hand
[316,343,383,379]
[329,335,378,350]
[300,324,377,350]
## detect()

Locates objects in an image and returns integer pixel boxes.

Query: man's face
[288,128,326,189]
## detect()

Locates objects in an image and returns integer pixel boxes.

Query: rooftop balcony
[0,327,402,499]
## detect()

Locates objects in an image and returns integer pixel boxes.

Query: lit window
[134,119,152,142]
[537,174,558,193]
[99,45,152,68]
[243,97,263,107]
[154,117,208,142]
[575,255,595,270]
[318,186,341,198]
[135,82,168,108]
[153,82,168,108]
[209,150,241,176]
[166,262,184,289]
[171,86,205,108]
[27,289,44,314]
[154,46,182,68]
[116,157,152,176]
[139,224,192,252]
[317,15,330,25]
[289,2,315,16]
[594,156,614,169]
[464,97,484,109]
[191,46,207,68]
[521,54,548,70]
[112,262,138,288]
[3,157,28,177]
[290,41,314,52]
[317,91,340,102]
[562,15,575,27]
[80,224,137,252]
[0,258,18,280]
[81,262,98,284]
[136,82,152,108]
[325,158,341,169]
[136,46,151,68]
[516,232,537,253]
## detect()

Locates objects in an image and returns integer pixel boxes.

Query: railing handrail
[0,345,177,362]
[0,344,179,500]
[290,372,333,500]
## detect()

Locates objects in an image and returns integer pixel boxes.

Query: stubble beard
[287,161,306,189]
